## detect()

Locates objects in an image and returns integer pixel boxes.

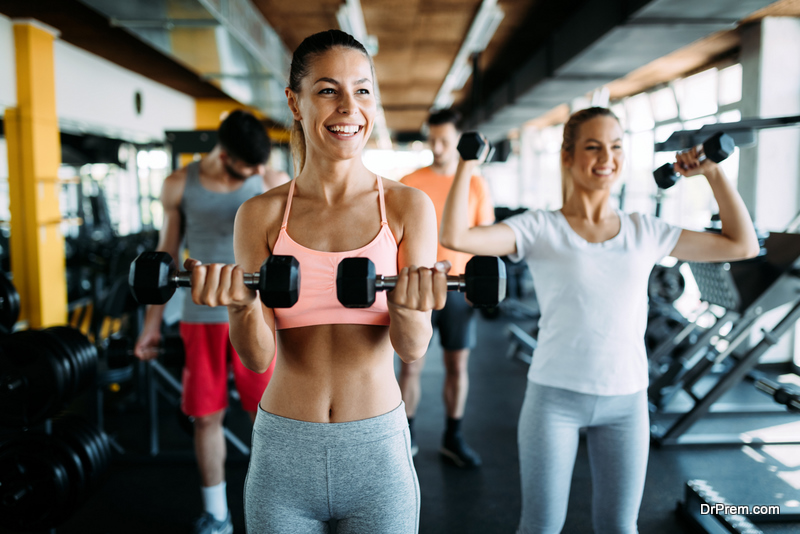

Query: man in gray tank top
[134,110,288,534]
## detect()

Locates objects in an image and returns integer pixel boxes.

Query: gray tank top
[180,161,264,323]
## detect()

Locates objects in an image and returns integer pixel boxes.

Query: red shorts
[179,322,275,417]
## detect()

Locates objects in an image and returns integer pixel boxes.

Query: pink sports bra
[272,176,398,330]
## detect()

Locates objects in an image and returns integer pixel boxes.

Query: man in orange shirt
[399,109,494,468]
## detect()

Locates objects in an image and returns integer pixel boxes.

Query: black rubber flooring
[4,305,800,534]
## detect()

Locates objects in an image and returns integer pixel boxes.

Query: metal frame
[146,360,249,457]
[651,299,800,446]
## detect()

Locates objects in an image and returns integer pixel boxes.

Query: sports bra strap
[376,174,387,225]
[281,179,296,229]
[283,176,385,229]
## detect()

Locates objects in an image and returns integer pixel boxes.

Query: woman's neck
[562,189,614,222]
[296,157,374,204]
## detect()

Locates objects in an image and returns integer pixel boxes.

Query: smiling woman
[439,106,759,534]
[181,29,448,534]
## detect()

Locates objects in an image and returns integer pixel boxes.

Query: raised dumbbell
[128,251,300,308]
[336,256,506,309]
[653,132,735,189]
[457,131,495,162]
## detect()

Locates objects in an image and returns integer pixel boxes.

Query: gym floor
[18,303,800,534]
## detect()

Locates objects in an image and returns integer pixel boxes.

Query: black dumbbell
[104,335,185,369]
[457,131,495,162]
[653,132,735,189]
[336,256,506,309]
[128,251,300,308]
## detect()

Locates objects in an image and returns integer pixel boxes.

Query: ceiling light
[433,0,504,110]
[337,0,391,149]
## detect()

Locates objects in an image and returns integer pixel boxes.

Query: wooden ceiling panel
[379,84,440,107]
[253,0,341,52]
[409,53,456,83]
[363,0,484,132]
[384,110,431,131]
[253,0,541,133]
[373,48,415,84]
[411,11,474,43]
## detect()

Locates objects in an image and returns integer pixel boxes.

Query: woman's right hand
[185,258,258,310]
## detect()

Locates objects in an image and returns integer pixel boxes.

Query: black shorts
[431,293,476,351]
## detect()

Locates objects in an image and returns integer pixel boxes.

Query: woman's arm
[669,149,760,262]
[388,187,446,363]
[185,197,276,373]
[229,198,277,373]
[440,158,517,256]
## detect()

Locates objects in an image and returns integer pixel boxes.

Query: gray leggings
[244,402,420,534]
[517,381,650,534]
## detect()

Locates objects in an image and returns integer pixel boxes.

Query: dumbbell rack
[0,325,112,533]
[649,232,800,446]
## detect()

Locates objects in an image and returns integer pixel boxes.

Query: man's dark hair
[427,109,462,128]
[217,110,271,165]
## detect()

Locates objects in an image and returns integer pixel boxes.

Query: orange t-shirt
[401,166,494,275]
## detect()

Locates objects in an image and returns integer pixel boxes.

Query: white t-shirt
[502,209,683,396]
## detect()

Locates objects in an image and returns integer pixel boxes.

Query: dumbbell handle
[1,374,24,393]
[676,145,711,168]
[171,272,259,289]
[125,347,168,356]
[754,378,800,412]
[374,275,467,292]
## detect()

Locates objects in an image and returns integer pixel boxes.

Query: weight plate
[0,270,20,332]
[0,434,72,531]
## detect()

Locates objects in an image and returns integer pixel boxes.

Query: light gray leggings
[517,381,650,534]
[244,402,420,534]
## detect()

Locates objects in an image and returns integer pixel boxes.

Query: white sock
[201,482,228,522]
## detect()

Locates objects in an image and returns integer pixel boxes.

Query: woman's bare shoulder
[381,177,436,243]
[382,177,431,212]
[238,180,291,227]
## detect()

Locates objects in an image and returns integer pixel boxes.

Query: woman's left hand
[388,261,451,312]
[675,146,720,178]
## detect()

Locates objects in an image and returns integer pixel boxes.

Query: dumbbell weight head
[457,131,493,162]
[464,256,507,308]
[129,251,177,305]
[336,256,507,309]
[703,131,736,163]
[129,251,301,308]
[653,132,735,189]
[336,257,377,308]
[260,255,301,308]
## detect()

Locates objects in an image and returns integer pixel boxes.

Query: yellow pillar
[195,98,291,143]
[195,98,251,130]
[6,19,67,328]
